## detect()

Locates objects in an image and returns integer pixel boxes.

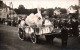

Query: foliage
[60,8,67,14]
[18,5,25,9]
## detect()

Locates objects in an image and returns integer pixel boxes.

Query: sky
[3,0,79,9]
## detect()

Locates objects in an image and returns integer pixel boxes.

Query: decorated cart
[18,25,62,43]
[17,14,63,44]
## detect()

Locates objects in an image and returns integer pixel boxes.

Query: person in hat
[42,11,52,26]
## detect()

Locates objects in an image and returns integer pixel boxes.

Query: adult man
[61,26,68,48]
[71,18,79,37]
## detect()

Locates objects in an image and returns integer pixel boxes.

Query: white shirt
[44,19,52,26]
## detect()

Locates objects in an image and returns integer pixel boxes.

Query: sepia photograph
[0,0,80,50]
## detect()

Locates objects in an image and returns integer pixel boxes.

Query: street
[0,24,80,50]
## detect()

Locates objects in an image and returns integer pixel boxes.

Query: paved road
[0,24,80,50]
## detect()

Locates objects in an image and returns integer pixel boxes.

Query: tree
[48,8,54,18]
[17,5,26,14]
[74,5,79,10]
[60,8,67,14]
[18,5,25,9]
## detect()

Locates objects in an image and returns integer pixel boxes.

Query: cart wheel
[18,28,25,40]
[30,33,38,44]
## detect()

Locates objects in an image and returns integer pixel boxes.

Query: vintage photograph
[0,0,80,50]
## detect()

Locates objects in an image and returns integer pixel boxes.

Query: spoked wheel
[30,33,38,44]
[18,28,25,40]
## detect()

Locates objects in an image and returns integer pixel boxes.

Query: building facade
[0,0,9,19]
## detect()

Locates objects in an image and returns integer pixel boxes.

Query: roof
[0,0,10,9]
[9,10,16,14]
[69,5,77,10]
